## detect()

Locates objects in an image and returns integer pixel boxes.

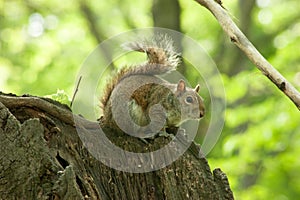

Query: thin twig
[70,76,82,108]
[194,0,300,110]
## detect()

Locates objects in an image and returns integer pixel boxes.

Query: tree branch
[194,0,300,110]
[0,93,99,129]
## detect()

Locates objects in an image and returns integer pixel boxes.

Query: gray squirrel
[101,35,205,138]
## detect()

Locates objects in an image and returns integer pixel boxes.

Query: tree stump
[0,93,233,199]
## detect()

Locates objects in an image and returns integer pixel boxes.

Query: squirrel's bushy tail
[101,34,181,108]
[122,34,181,75]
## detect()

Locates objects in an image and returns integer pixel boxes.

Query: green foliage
[1,0,300,199]
[45,89,71,105]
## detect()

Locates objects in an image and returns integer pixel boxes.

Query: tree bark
[0,93,234,199]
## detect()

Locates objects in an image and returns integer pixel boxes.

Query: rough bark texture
[0,93,234,200]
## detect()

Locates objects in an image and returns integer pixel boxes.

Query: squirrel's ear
[194,84,200,93]
[177,79,186,92]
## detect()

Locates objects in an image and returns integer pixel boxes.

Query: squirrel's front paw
[177,128,187,138]
[158,130,174,139]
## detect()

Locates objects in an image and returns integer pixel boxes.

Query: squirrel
[100,35,205,138]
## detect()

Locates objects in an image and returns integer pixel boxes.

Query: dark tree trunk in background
[238,0,256,34]
[226,0,256,76]
[0,93,234,199]
[214,0,256,76]
[152,0,181,31]
[151,0,188,76]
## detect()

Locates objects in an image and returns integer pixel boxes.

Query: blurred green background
[1,0,300,199]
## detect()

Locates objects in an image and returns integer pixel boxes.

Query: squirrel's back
[101,35,181,108]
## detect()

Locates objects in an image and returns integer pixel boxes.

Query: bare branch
[194,0,300,110]
[70,76,82,108]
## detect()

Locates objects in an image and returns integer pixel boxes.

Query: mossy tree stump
[0,93,233,199]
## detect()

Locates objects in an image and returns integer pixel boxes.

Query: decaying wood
[194,0,300,110]
[0,93,234,199]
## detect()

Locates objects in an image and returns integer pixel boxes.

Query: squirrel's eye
[186,96,193,103]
